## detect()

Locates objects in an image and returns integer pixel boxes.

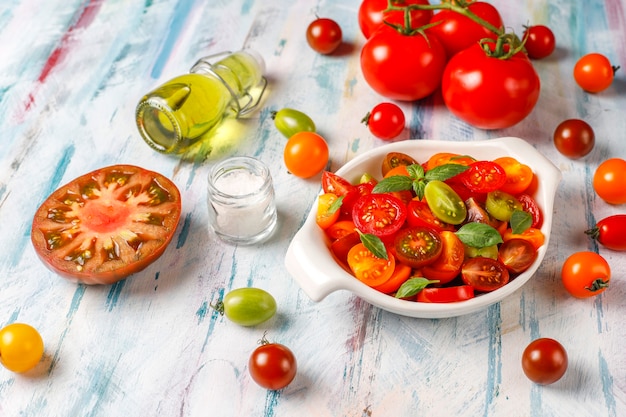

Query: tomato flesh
[461,257,510,292]
[31,165,182,285]
[393,227,443,269]
[352,193,407,238]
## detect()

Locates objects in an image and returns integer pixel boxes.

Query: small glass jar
[136,50,267,154]
[207,156,277,245]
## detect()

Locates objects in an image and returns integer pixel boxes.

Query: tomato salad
[315,151,545,303]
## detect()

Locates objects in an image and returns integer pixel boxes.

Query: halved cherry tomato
[372,262,412,294]
[461,257,510,292]
[381,152,418,177]
[493,156,534,195]
[406,200,455,232]
[31,165,182,285]
[352,193,407,238]
[326,219,357,240]
[503,227,545,250]
[393,226,443,269]
[425,153,476,171]
[459,161,507,193]
[316,193,341,229]
[347,243,395,287]
[485,190,523,222]
[421,231,465,284]
[423,180,467,225]
[517,193,543,228]
[322,171,355,197]
[465,197,502,229]
[417,285,475,303]
[498,238,538,274]
[383,164,411,178]
[330,231,361,269]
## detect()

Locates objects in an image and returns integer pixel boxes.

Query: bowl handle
[285,228,346,302]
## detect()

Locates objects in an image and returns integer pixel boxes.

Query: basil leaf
[359,233,388,260]
[406,163,424,179]
[510,209,532,234]
[372,175,413,193]
[413,180,426,201]
[424,163,469,182]
[455,222,503,248]
[395,277,439,299]
[327,195,344,214]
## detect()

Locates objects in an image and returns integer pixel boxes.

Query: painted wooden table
[1,1,625,416]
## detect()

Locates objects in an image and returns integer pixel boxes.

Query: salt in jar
[207,156,277,245]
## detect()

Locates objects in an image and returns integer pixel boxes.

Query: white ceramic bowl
[285,137,561,318]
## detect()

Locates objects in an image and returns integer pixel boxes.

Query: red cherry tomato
[427,1,503,58]
[321,171,355,197]
[416,285,475,303]
[461,257,510,292]
[561,251,610,298]
[593,158,626,205]
[459,161,507,193]
[523,25,556,59]
[249,339,297,390]
[498,238,538,274]
[306,18,342,54]
[393,226,443,269]
[441,41,540,130]
[573,53,618,93]
[31,165,182,285]
[363,102,406,140]
[522,338,568,385]
[517,193,543,229]
[585,215,626,251]
[358,0,433,39]
[406,200,455,232]
[553,119,595,159]
[330,231,361,267]
[352,193,408,238]
[360,25,447,101]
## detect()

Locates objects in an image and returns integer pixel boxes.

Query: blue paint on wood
[483,303,502,416]
[599,349,617,417]
[105,280,126,311]
[176,211,193,249]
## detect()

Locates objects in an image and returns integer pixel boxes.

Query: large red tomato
[360,26,447,101]
[31,165,182,285]
[427,1,503,58]
[358,0,433,39]
[441,41,540,129]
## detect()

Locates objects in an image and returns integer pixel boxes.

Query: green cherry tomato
[485,190,523,222]
[215,288,277,327]
[271,108,316,139]
[464,244,499,260]
[0,323,45,373]
[424,180,467,225]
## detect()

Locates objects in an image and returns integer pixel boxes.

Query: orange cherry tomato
[326,219,357,240]
[347,243,395,287]
[593,158,626,205]
[493,156,534,195]
[283,132,329,178]
[316,193,341,229]
[425,153,476,171]
[383,164,411,178]
[372,262,412,294]
[421,231,465,284]
[561,251,610,298]
[573,53,618,93]
[502,227,545,250]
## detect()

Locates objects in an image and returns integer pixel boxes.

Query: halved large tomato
[31,165,182,285]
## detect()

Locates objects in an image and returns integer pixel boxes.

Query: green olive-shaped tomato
[216,288,277,327]
[485,190,523,222]
[272,108,316,138]
[424,180,467,225]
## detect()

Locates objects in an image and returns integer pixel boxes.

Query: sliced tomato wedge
[322,171,355,196]
[517,193,543,229]
[406,200,455,232]
[372,262,412,294]
[31,165,182,285]
[421,230,465,284]
[326,219,357,240]
[416,285,475,303]
[461,257,510,292]
[330,231,361,269]
[352,193,407,238]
